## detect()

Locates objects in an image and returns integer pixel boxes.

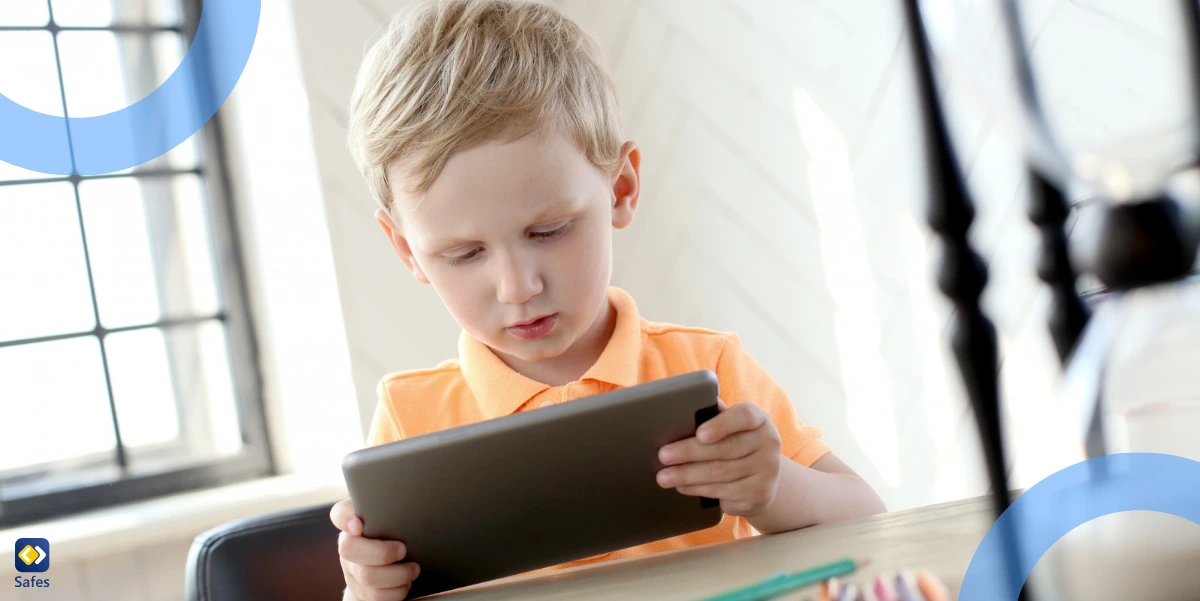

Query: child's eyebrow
[527,197,584,223]
[424,198,584,252]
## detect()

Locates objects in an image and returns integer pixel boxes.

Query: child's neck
[504,302,617,387]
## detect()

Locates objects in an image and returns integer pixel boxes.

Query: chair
[185,502,346,601]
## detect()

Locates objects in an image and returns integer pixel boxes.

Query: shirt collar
[459,286,643,419]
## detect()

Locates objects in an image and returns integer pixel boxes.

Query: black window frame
[0,0,274,527]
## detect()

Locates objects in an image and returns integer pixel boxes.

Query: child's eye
[530,222,571,241]
[446,248,482,266]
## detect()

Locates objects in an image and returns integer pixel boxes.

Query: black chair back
[185,502,345,601]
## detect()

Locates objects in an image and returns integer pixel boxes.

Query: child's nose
[494,253,543,304]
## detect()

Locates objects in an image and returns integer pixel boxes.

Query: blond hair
[346,0,623,211]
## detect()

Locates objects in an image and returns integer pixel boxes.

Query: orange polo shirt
[365,286,831,570]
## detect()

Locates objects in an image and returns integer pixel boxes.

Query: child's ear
[376,208,431,284]
[611,141,640,230]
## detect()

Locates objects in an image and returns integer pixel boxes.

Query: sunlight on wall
[793,88,902,488]
[221,0,365,475]
[1000,291,1088,489]
[899,216,988,502]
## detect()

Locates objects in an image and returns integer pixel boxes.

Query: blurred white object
[1061,278,1200,464]
[1040,276,1200,601]
[918,2,1200,598]
[920,0,1196,201]
[1102,279,1200,460]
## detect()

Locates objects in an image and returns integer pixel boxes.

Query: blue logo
[0,0,261,175]
[14,538,49,573]
[960,453,1200,600]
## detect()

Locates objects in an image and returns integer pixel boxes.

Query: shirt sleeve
[364,379,405,447]
[713,334,831,467]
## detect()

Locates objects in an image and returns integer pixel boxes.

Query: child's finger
[659,430,758,465]
[674,480,745,499]
[657,457,754,488]
[343,564,412,601]
[696,403,767,443]
[339,532,408,566]
[348,560,421,590]
[330,498,358,533]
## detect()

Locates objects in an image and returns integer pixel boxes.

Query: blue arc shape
[0,0,261,175]
[960,453,1200,601]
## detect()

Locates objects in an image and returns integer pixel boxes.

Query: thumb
[330,498,361,534]
[540,400,554,408]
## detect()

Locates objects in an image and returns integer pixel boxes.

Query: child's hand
[655,399,783,517]
[330,498,421,601]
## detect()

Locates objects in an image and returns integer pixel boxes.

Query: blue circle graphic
[0,0,261,175]
[959,452,1200,601]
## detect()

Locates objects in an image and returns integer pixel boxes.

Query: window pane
[104,327,179,446]
[56,30,197,172]
[0,183,97,342]
[80,175,221,329]
[0,31,70,181]
[0,337,116,473]
[50,0,181,27]
[0,0,50,27]
[106,320,244,468]
[0,32,64,116]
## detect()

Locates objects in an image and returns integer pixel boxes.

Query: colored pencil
[697,558,865,601]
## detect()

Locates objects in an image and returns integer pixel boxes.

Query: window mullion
[45,0,131,472]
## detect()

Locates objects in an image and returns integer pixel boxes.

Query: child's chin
[504,336,567,362]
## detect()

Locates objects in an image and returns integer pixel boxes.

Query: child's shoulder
[642,319,733,344]
[638,318,744,367]
[378,359,465,392]
[641,318,724,338]
[373,359,477,439]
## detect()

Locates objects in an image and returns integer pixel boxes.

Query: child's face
[378,128,640,365]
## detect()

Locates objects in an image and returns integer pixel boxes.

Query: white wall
[281,0,1111,513]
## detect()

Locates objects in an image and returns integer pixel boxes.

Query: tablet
[341,369,725,598]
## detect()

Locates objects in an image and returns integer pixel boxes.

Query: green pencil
[696,558,866,601]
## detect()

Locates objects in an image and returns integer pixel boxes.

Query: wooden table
[436,495,995,600]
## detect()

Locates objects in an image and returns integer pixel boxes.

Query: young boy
[330,0,886,599]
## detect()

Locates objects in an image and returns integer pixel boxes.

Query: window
[0,0,273,527]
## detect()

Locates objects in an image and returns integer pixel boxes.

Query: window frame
[0,0,274,527]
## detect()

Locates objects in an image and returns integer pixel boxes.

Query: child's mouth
[508,314,558,340]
